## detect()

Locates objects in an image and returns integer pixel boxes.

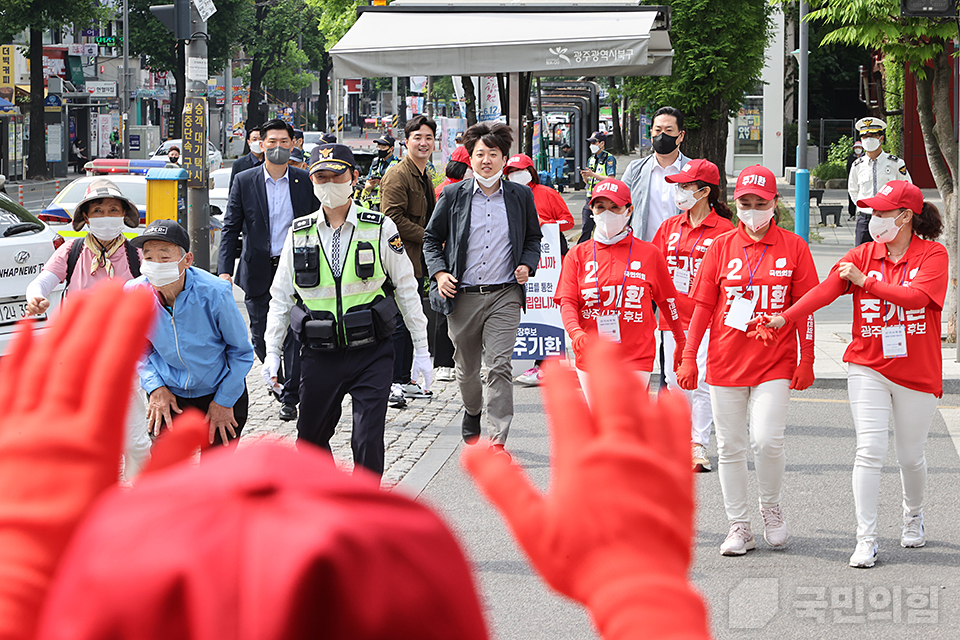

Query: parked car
[150,139,223,173]
[302,131,323,160]
[0,184,65,355]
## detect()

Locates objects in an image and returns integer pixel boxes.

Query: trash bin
[145,167,187,227]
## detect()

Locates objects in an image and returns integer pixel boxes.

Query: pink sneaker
[514,366,543,386]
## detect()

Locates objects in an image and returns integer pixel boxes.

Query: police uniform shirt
[263,203,429,358]
[847,151,911,215]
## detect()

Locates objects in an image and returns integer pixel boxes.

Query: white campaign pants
[847,363,938,541]
[663,330,713,447]
[710,379,791,524]
[122,387,152,482]
[577,368,651,407]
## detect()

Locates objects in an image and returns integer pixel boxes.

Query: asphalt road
[421,384,960,639]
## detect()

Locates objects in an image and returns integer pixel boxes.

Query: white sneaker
[692,443,711,472]
[849,537,879,568]
[901,512,926,548]
[720,522,756,556]
[402,381,432,399]
[514,366,543,386]
[388,383,407,408]
[760,504,789,547]
[435,366,455,382]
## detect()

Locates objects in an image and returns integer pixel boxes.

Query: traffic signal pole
[185,5,211,271]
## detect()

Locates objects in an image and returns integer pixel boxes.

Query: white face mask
[594,210,629,241]
[589,144,600,154]
[869,210,906,243]
[314,180,354,209]
[249,141,263,154]
[87,216,126,241]
[141,256,185,288]
[507,171,532,186]
[737,204,776,233]
[674,186,705,211]
[861,137,881,153]
[475,169,502,188]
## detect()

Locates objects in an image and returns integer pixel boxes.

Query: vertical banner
[182,97,207,187]
[98,115,112,157]
[409,76,428,93]
[45,123,62,162]
[0,45,14,105]
[514,223,565,360]
[438,117,466,165]
[479,76,501,123]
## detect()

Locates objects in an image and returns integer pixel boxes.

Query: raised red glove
[571,331,589,363]
[675,354,699,391]
[746,316,781,347]
[790,359,815,390]
[462,340,710,640]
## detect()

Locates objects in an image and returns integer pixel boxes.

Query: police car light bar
[83,159,178,175]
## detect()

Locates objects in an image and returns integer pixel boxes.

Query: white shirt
[847,151,911,215]
[264,202,429,357]
[643,156,682,242]
[263,165,293,256]
[461,180,515,287]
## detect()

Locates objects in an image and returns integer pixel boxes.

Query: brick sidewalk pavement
[237,365,463,488]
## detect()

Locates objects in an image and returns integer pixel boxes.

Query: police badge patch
[388,233,404,253]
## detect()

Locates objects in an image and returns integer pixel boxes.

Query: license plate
[0,300,44,326]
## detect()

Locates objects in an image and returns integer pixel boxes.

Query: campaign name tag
[596,313,621,343]
[673,268,691,294]
[882,325,908,359]
[724,293,756,332]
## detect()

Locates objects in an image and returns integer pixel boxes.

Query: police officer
[262,144,432,477]
[360,134,401,211]
[577,131,617,243]
[848,117,911,246]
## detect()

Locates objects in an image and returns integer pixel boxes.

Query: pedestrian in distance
[653,159,735,472]
[166,146,181,164]
[228,125,265,193]
[845,140,863,221]
[423,122,542,455]
[287,147,306,170]
[761,180,946,569]
[127,220,255,449]
[361,134,401,212]
[676,164,819,556]
[24,177,148,482]
[576,131,617,244]
[556,177,686,400]
[263,143,432,477]
[848,117,911,246]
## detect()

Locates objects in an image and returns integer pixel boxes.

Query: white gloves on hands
[261,352,282,396]
[411,348,434,393]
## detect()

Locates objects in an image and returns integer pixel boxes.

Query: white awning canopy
[330,8,673,78]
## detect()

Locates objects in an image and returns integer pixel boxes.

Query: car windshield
[0,193,43,235]
[154,140,178,155]
[55,180,147,212]
[302,132,322,145]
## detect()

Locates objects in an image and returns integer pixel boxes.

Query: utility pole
[122,0,131,159]
[185,3,211,270]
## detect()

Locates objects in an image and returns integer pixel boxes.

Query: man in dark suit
[218,118,320,421]
[228,125,265,193]
[423,122,541,455]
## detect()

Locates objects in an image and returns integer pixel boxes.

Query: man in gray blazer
[622,106,691,242]
[423,123,541,453]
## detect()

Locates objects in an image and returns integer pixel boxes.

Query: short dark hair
[404,115,437,139]
[652,106,685,131]
[463,123,513,157]
[245,126,261,141]
[168,146,180,154]
[260,118,294,140]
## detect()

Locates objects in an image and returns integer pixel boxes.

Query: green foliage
[0,0,104,41]
[811,160,847,180]
[306,0,368,50]
[622,0,772,129]
[827,135,853,164]
[241,0,320,93]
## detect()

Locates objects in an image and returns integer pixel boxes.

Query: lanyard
[592,235,634,313]
[742,244,768,299]
[676,223,708,270]
[880,259,908,327]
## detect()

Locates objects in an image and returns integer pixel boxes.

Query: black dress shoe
[279,403,298,421]
[462,411,482,444]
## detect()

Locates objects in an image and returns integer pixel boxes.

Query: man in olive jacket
[423,122,541,452]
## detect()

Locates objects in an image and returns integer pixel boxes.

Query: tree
[798,0,959,338]
[622,0,773,189]
[0,0,104,179]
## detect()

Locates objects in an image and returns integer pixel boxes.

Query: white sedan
[150,139,223,173]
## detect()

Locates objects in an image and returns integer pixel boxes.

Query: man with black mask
[362,134,401,211]
[622,106,691,243]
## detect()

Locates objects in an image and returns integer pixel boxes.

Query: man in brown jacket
[379,114,437,405]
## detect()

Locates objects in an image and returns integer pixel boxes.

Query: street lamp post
[795,0,810,243]
[122,0,131,159]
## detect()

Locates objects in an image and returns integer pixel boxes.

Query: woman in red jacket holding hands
[556,178,686,399]
[762,180,946,568]
[653,159,734,472]
[677,165,819,556]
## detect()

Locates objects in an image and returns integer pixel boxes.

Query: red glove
[571,331,589,363]
[462,340,710,640]
[746,316,781,347]
[790,359,815,390]
[675,353,699,391]
[672,335,686,373]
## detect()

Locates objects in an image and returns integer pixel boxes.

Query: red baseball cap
[589,178,632,207]
[506,153,534,171]
[451,145,470,164]
[734,165,778,200]
[665,158,720,187]
[857,180,923,213]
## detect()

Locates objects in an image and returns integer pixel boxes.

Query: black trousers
[246,291,301,406]
[174,386,249,446]
[577,201,595,244]
[391,276,424,384]
[855,212,872,246]
[428,305,456,368]
[297,337,393,476]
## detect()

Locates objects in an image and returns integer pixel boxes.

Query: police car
[150,139,223,173]
[0,175,65,354]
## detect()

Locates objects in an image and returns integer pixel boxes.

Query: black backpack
[64,237,141,290]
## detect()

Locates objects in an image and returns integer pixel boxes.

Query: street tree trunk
[172,41,185,139]
[27,28,48,180]
[246,1,268,136]
[681,93,730,192]
[316,58,331,131]
[915,48,958,341]
[608,77,624,155]
[462,75,477,127]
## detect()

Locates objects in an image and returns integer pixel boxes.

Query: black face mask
[377,149,391,158]
[652,132,679,155]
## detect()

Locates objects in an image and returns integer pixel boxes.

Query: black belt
[460,282,513,294]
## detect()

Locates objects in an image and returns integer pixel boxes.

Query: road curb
[395,405,463,499]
